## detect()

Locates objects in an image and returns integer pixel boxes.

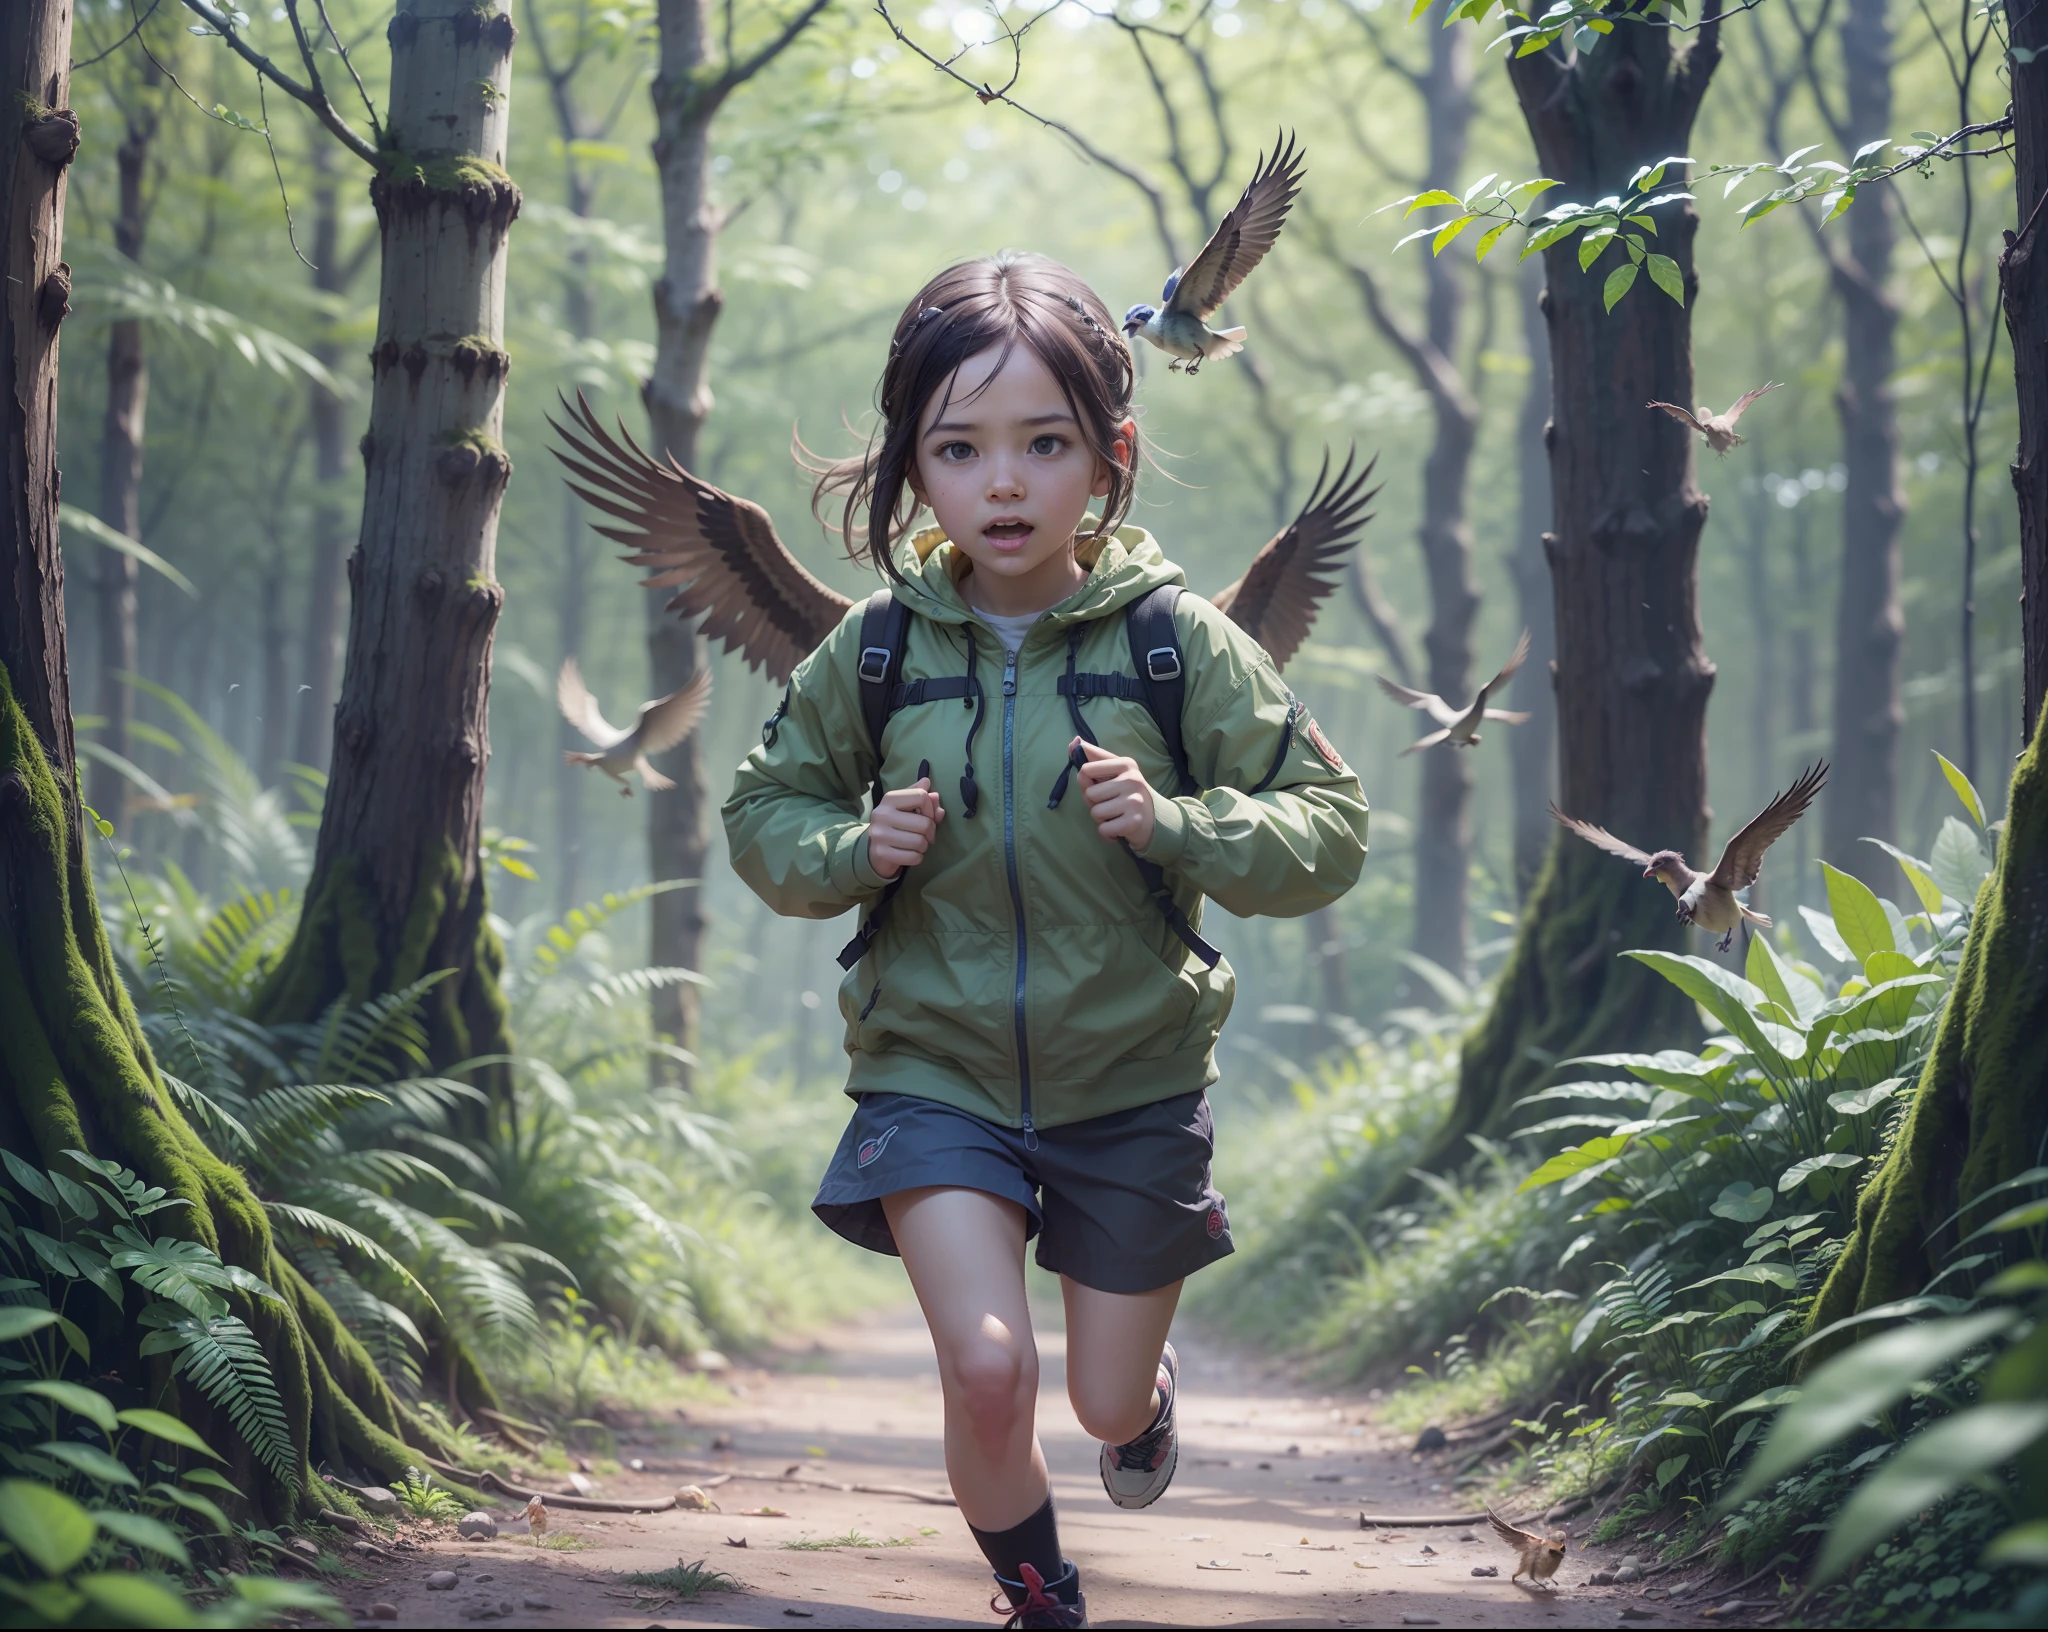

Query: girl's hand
[869,774,945,879]
[1073,738,1156,853]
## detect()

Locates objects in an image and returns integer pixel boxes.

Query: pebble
[367,1606,397,1621]
[289,1538,320,1560]
[523,1598,553,1610]
[1412,1425,1448,1453]
[1471,1565,1499,1577]
[425,1571,459,1591]
[474,1574,493,1583]
[1615,1564,1643,1583]
[1590,1570,1618,1585]
[457,1512,497,1541]
[356,1487,399,1516]
[566,1472,595,1496]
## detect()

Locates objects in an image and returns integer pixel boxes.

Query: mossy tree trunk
[1425,17,1722,1169]
[256,2,520,1093]
[0,1,448,1524]
[1507,256,1558,902]
[1809,705,2048,1344]
[2007,8,2048,742]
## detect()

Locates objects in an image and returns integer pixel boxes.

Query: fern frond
[324,1148,456,1191]
[587,1178,699,1273]
[389,1128,496,1188]
[296,1182,429,1255]
[295,1246,425,1395]
[248,1081,392,1153]
[569,966,708,1016]
[143,1312,298,1494]
[265,1202,440,1312]
[160,1073,255,1157]
[185,887,299,1007]
[302,974,449,1083]
[515,879,694,980]
[374,1076,488,1128]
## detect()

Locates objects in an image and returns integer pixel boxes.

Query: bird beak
[1642,865,1657,878]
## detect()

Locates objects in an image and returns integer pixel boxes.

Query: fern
[185,887,298,1008]
[514,880,693,981]
[265,1202,439,1310]
[295,1245,425,1395]
[139,1310,298,1494]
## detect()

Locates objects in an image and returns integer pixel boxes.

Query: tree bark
[1429,21,1721,1166]
[2006,12,2048,744]
[1822,0,1905,890]
[257,1,520,1094]
[295,143,353,774]
[0,1,447,1523]
[92,91,157,829]
[1508,255,1558,901]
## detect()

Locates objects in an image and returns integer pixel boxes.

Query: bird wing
[1483,708,1531,723]
[1163,131,1306,323]
[548,392,853,685]
[1720,380,1782,425]
[1209,448,1379,668]
[1709,760,1828,891]
[556,658,627,748]
[1551,803,1657,869]
[1375,674,1462,728]
[1401,727,1452,756]
[1647,400,1707,435]
[631,668,715,757]
[1485,1506,1543,1552]
[1477,627,1532,701]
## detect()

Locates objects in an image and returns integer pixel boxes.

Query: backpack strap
[1125,584,1197,797]
[854,587,912,800]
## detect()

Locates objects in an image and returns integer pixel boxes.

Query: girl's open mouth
[984,520,1033,547]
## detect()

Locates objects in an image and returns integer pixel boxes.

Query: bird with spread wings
[1647,381,1781,455]
[557,657,713,796]
[548,393,1379,685]
[1551,761,1829,951]
[1374,628,1532,755]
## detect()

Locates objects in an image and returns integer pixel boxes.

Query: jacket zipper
[1001,646,1036,1149]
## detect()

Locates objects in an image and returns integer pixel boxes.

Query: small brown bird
[1486,1505,1567,1589]
[557,657,712,796]
[1647,381,1781,454]
[1375,629,1531,755]
[520,1493,547,1545]
[1551,761,1829,952]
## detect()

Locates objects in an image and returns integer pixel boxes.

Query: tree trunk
[1428,22,1720,1167]
[642,0,725,1052]
[2007,15,2048,743]
[294,144,352,774]
[92,96,156,829]
[1508,255,1558,901]
[1410,17,1481,980]
[1822,0,1905,889]
[261,566,288,781]
[0,2,446,1523]
[257,0,520,1098]
[1809,705,2048,1349]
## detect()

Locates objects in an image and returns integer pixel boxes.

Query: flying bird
[1121,132,1305,374]
[557,657,712,796]
[1486,1505,1567,1589]
[1647,381,1781,454]
[1551,761,1828,951]
[520,1494,547,1546]
[547,393,1377,681]
[1375,629,1531,755]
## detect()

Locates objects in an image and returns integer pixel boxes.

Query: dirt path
[341,1305,1725,1628]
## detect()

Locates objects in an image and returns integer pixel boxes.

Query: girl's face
[910,342,1133,617]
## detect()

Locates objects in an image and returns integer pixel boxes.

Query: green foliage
[617,1557,740,1598]
[392,1469,466,1522]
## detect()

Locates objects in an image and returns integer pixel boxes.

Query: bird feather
[1165,131,1306,323]
[1709,760,1828,891]
[1210,447,1379,667]
[556,658,626,748]
[1549,804,1658,869]
[634,669,715,757]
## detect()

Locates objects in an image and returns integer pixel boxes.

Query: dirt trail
[342,1305,1724,1628]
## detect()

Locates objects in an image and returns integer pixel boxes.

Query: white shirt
[971,606,1041,657]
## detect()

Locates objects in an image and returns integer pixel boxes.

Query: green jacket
[722,527,1369,1132]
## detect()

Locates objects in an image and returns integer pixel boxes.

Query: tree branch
[719,0,833,98]
[177,0,379,165]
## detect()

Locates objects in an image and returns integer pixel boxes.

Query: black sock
[970,1495,1067,1593]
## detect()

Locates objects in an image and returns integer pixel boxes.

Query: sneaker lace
[990,1562,1082,1629]
[1110,1369,1173,1472]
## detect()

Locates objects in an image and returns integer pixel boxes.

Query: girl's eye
[938,441,974,462]
[1030,434,1067,457]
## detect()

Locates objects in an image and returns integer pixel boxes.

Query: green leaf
[1721,1309,2019,1508]
[176,1467,242,1497]
[0,1479,97,1575]
[1403,188,1462,215]
[1717,1385,1801,1425]
[0,1307,61,1345]
[1684,1263,1798,1293]
[1474,220,1512,261]
[35,1442,137,1488]
[1815,1403,2048,1584]
[56,506,198,599]
[1984,1519,2048,1566]
[1862,839,1944,913]
[0,1151,58,1207]
[1822,862,1895,967]
[74,1572,199,1628]
[1780,1153,1863,1192]
[1579,226,1617,271]
[0,1381,118,1435]
[88,1507,188,1567]
[1621,951,1795,1075]
[150,1483,232,1534]
[115,1408,223,1461]
[1746,936,1797,1021]
[1518,1134,1632,1193]
[1934,750,1986,825]
[105,1233,236,1319]
[1710,1181,1774,1223]
[1930,817,1990,905]
[1645,253,1685,303]
[1982,1261,2048,1297]
[1828,1078,1904,1117]
[1656,1453,1691,1488]
[1431,214,1477,255]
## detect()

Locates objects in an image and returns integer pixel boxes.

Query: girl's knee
[946,1333,1036,1435]
[1068,1372,1155,1445]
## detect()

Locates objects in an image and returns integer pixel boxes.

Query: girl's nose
[985,460,1024,501]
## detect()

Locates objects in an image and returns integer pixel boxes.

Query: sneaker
[990,1560,1087,1628]
[1098,1340,1178,1510]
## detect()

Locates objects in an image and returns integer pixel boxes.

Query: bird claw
[1717,929,1735,952]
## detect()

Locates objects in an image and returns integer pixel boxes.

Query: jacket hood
[889,524,1185,628]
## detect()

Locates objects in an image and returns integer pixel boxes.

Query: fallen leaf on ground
[739,1506,789,1517]
[724,1537,748,1548]
[1351,1560,1379,1570]
[1196,1559,1244,1571]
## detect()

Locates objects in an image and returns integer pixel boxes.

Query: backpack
[832,583,1230,974]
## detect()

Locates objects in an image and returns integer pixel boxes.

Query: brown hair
[812,252,1138,581]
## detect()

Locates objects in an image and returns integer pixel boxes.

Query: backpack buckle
[1144,646,1182,682]
[858,646,892,684]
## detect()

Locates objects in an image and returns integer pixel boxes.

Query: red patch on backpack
[1206,1208,1225,1240]
[1305,717,1347,773]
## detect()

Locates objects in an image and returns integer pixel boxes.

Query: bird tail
[1203,325,1247,359]
[638,760,676,792]
[1741,902,1773,928]
[563,751,602,768]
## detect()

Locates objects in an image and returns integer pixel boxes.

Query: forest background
[6,0,2046,1622]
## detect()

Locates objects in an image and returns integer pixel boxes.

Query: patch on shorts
[1206,1207,1225,1240]
[856,1125,900,1168]
[1305,717,1347,773]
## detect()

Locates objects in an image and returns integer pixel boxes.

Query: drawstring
[959,626,984,818]
[1046,627,1093,808]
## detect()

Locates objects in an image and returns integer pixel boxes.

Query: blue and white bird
[1122,132,1305,374]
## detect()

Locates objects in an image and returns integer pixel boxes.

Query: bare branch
[177,0,378,164]
[720,0,833,97]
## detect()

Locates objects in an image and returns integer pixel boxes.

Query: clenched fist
[1073,738,1157,853]
[869,771,945,880]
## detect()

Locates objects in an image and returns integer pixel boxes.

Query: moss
[434,425,506,457]
[378,151,514,194]
[1807,704,2048,1352]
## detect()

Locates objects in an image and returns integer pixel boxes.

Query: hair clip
[890,306,946,356]
[1062,295,1107,337]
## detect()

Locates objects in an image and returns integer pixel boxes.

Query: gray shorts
[812,1090,1233,1295]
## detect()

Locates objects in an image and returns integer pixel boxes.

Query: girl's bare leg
[881,1187,1049,1531]
[1060,1276,1182,1445]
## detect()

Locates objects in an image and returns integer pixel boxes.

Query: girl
[723,252,1368,1629]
